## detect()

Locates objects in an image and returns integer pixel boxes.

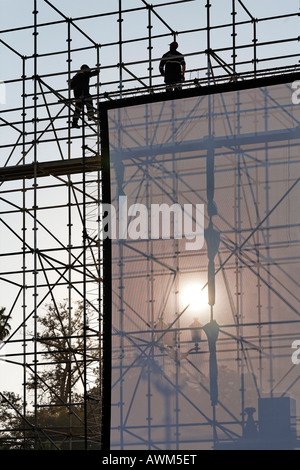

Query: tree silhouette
[0,301,102,450]
[0,307,11,341]
[28,300,86,405]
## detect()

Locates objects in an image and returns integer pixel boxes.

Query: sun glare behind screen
[179,281,209,321]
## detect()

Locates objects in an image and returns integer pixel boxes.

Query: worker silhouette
[70,64,99,129]
[159,41,186,92]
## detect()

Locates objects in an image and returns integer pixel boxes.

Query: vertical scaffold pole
[253,19,257,78]
[232,0,237,75]
[147,4,153,90]
[206,1,211,84]
[82,104,88,449]
[66,17,73,450]
[21,54,28,448]
[118,0,123,98]
[32,0,39,449]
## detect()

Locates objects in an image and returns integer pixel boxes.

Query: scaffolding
[0,0,299,450]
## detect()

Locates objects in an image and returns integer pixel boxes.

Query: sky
[0,0,299,92]
[0,0,299,161]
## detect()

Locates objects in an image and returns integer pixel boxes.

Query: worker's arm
[90,69,100,77]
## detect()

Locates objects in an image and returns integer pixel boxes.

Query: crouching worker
[70,64,99,129]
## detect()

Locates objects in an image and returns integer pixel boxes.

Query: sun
[179,281,209,319]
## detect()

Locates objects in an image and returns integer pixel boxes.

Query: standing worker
[159,41,186,92]
[70,64,99,129]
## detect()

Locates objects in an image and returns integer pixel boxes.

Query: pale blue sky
[0,0,299,154]
[0,0,299,89]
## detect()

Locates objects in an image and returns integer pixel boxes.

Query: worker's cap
[169,41,178,49]
[81,64,90,70]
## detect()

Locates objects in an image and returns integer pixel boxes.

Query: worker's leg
[165,79,176,92]
[174,82,183,92]
[165,73,182,92]
[72,93,83,128]
[165,77,173,92]
[85,94,95,120]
